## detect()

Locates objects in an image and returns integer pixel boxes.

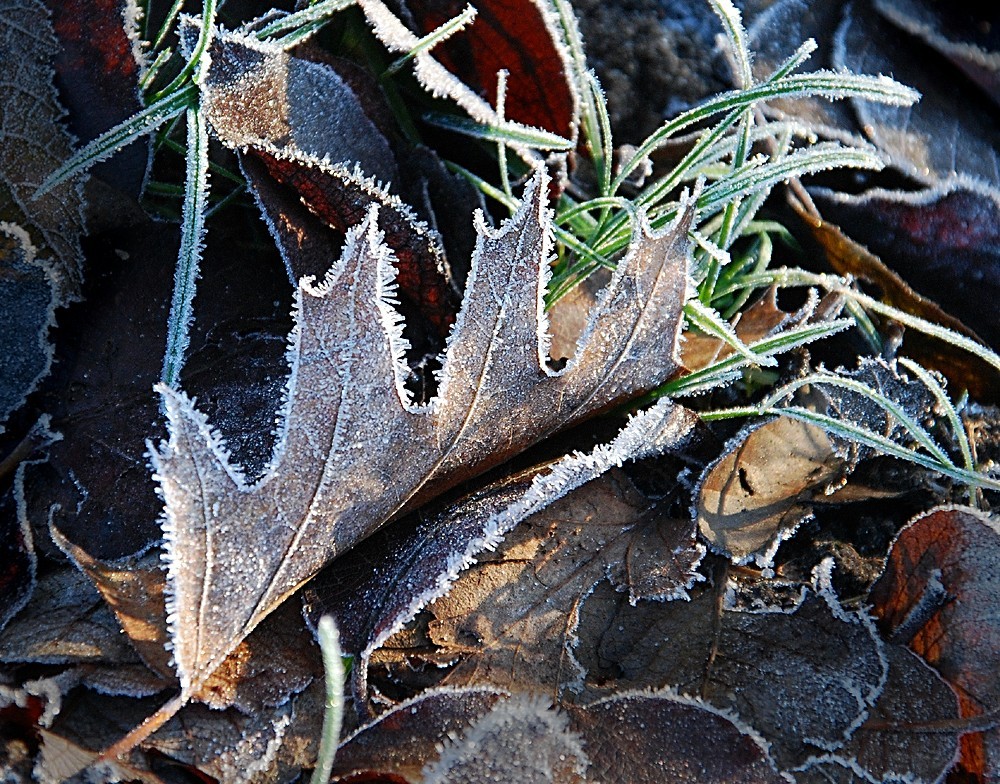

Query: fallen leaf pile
[1,0,999,782]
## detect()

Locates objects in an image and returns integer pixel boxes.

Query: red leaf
[869,505,1000,782]
[404,0,578,139]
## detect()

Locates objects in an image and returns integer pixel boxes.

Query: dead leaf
[45,0,147,199]
[202,26,461,336]
[0,0,87,301]
[835,7,1000,190]
[331,686,508,782]
[696,416,845,566]
[566,690,787,784]
[578,579,887,770]
[360,0,580,151]
[0,224,57,434]
[0,467,36,633]
[0,565,135,666]
[835,644,961,784]
[415,468,702,697]
[420,693,588,784]
[153,167,694,699]
[35,727,166,784]
[303,397,698,708]
[874,0,1000,107]
[391,0,581,141]
[809,183,1000,351]
[868,505,1000,781]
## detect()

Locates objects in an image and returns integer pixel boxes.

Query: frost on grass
[153,168,695,698]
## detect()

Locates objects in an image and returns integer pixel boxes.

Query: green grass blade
[162,108,210,387]
[35,84,196,198]
[423,112,573,150]
[309,616,346,784]
[257,0,356,39]
[685,300,777,367]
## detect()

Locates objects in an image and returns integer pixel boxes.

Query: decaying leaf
[835,7,1000,190]
[696,416,846,566]
[869,505,1000,781]
[331,686,509,781]
[154,168,694,699]
[200,24,460,336]
[0,565,135,667]
[359,0,580,150]
[415,467,702,697]
[388,0,582,141]
[566,690,786,784]
[0,0,87,301]
[810,183,1000,351]
[834,644,961,784]
[873,0,1000,107]
[305,396,699,698]
[0,224,57,434]
[421,693,588,784]
[579,577,887,769]
[35,727,165,784]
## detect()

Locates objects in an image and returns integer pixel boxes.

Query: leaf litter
[2,0,1000,780]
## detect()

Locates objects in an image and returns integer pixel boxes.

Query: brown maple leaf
[149,168,694,709]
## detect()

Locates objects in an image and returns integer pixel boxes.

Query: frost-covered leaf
[811,182,1000,350]
[154,168,694,699]
[202,25,460,335]
[305,397,698,688]
[332,686,508,781]
[835,644,961,784]
[869,505,1000,781]
[18,217,291,561]
[696,417,847,566]
[35,727,166,784]
[874,0,1000,107]
[834,7,1000,190]
[420,693,588,784]
[567,690,786,784]
[579,579,887,769]
[45,0,147,197]
[360,0,580,150]
[0,565,134,666]
[0,0,87,301]
[414,467,703,696]
[0,224,57,434]
[0,478,35,634]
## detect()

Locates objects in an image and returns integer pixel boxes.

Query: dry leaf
[154,168,694,698]
[579,578,887,769]
[567,690,786,784]
[0,223,57,433]
[0,566,135,666]
[868,505,1000,781]
[835,8,1000,190]
[332,686,508,782]
[305,396,698,705]
[0,0,87,301]
[34,728,165,784]
[416,467,703,697]
[420,693,588,784]
[696,416,846,566]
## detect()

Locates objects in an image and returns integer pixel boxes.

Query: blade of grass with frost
[383,5,476,76]
[152,0,217,100]
[759,372,954,468]
[423,112,573,150]
[162,108,210,387]
[34,84,196,198]
[310,617,346,784]
[685,299,776,367]
[256,0,357,39]
[612,71,918,190]
[719,269,1000,375]
[654,318,853,399]
[704,406,1000,491]
[897,357,976,476]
